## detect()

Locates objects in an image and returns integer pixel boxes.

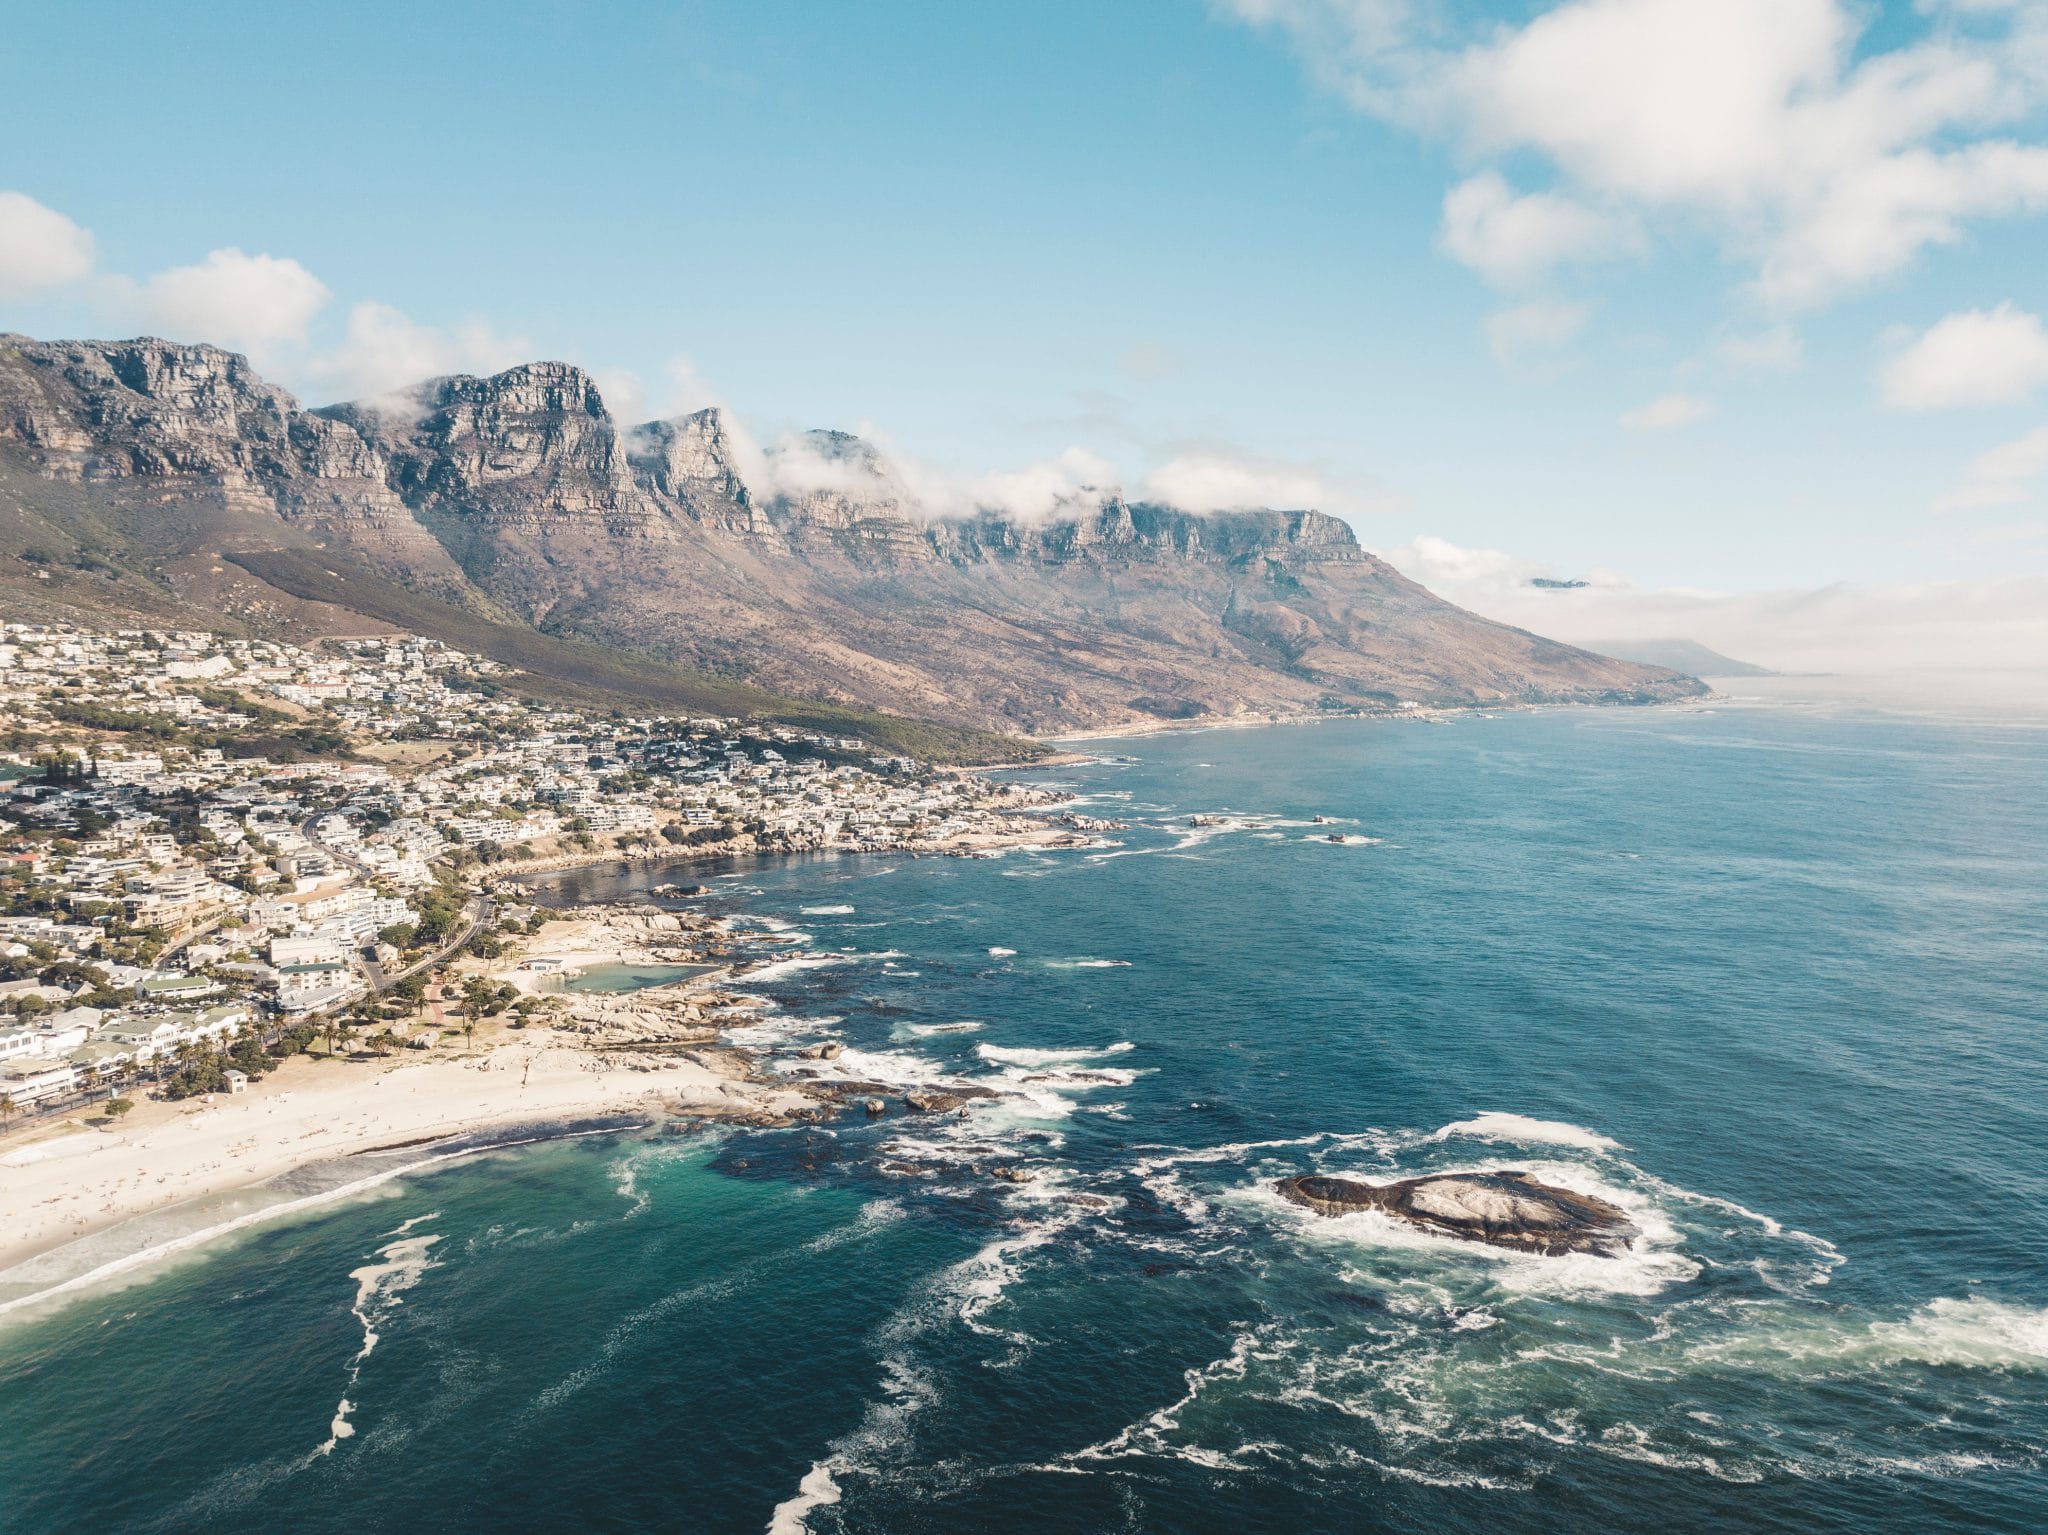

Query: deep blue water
[4,689,2047,1533]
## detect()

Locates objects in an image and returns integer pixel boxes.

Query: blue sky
[4,0,2047,668]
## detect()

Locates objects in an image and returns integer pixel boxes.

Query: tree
[460,975,492,1044]
[104,1097,133,1121]
[0,1093,15,1124]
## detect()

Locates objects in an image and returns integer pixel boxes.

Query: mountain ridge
[0,333,1706,733]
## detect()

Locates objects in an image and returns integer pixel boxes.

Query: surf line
[0,1125,633,1319]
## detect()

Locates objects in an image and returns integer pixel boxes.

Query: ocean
[4,683,2046,1534]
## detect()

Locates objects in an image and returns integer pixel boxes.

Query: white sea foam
[986,946,1017,957]
[901,1020,983,1037]
[1430,1113,1622,1153]
[975,1042,1134,1067]
[767,1460,843,1534]
[611,1157,648,1218]
[0,1127,620,1321]
[799,904,856,916]
[1695,1295,2048,1374]
[813,1044,952,1088]
[1041,958,1130,970]
[316,1228,443,1455]
[737,953,855,985]
[1072,1323,1271,1465]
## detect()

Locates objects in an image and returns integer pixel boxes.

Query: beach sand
[0,1034,801,1282]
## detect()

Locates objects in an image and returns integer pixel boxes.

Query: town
[0,622,1079,1123]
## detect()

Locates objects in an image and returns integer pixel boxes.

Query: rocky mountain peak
[627,407,750,503]
[0,330,1705,733]
[1,333,302,484]
[767,428,926,542]
[318,359,643,529]
[418,359,609,421]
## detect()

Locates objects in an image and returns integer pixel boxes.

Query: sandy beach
[0,1035,804,1284]
[0,853,1081,1310]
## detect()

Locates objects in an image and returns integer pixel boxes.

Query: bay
[4,688,2045,1533]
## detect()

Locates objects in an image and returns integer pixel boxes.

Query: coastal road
[366,896,490,993]
[297,810,489,993]
[298,810,371,876]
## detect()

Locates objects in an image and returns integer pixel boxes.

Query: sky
[3,0,2047,673]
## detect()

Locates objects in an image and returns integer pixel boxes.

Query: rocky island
[1276,1170,1638,1257]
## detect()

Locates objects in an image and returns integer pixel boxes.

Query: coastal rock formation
[0,333,1708,733]
[1276,1170,1637,1257]
[901,1086,994,1114]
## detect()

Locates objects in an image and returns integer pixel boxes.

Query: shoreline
[0,704,1681,1309]
[0,1115,649,1320]
[0,957,811,1301]
[0,814,1111,1304]
[1045,691,1728,745]
[492,813,1120,888]
[484,805,1110,883]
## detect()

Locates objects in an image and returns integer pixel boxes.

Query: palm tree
[0,1093,16,1126]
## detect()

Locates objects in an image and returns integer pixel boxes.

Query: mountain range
[0,334,1703,752]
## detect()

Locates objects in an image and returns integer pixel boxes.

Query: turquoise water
[4,689,2046,1533]
[559,961,714,993]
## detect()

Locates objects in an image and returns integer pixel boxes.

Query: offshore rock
[1275,1170,1637,1258]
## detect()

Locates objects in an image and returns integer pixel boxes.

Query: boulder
[1275,1170,1636,1258]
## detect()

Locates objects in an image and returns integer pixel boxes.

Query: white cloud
[1139,446,1333,513]
[1880,303,2048,409]
[0,191,95,297]
[1620,392,1711,430]
[640,355,772,489]
[1386,533,1610,593]
[0,193,545,413]
[969,447,1120,520]
[304,300,531,403]
[1485,299,1591,364]
[1759,141,2048,308]
[1934,422,2048,512]
[1440,172,1634,287]
[1227,0,2048,309]
[120,247,330,353]
[1377,532,2048,677]
[590,366,647,426]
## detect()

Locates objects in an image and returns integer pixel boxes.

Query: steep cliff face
[320,364,655,531]
[0,334,470,589]
[0,334,1707,732]
[625,409,777,538]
